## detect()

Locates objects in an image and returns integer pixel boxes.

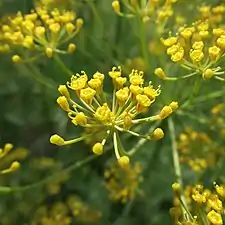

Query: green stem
[18,63,56,89]
[127,120,161,156]
[138,16,150,72]
[54,55,73,77]
[168,118,189,220]
[181,76,202,109]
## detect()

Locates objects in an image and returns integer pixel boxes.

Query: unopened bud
[154,67,167,79]
[152,128,164,140]
[92,143,103,155]
[159,105,173,119]
[57,96,70,111]
[46,47,53,58]
[112,1,120,13]
[169,101,179,111]
[50,134,65,146]
[118,156,130,168]
[203,69,214,79]
[58,85,70,98]
[68,43,76,53]
[12,55,21,63]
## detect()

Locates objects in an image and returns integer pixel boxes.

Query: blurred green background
[0,0,224,224]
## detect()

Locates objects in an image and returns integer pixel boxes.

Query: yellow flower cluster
[210,103,225,141]
[112,0,177,23]
[32,202,71,225]
[172,183,225,225]
[35,0,72,9]
[198,4,225,24]
[104,162,143,203]
[50,67,178,164]
[161,20,225,81]
[0,143,20,175]
[178,127,223,172]
[0,6,83,61]
[67,195,102,224]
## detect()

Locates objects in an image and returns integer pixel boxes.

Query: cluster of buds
[171,183,225,225]
[104,162,143,203]
[0,143,20,175]
[0,6,83,62]
[112,0,177,24]
[50,67,178,166]
[35,0,72,10]
[161,20,225,81]
[177,127,223,173]
[198,4,225,24]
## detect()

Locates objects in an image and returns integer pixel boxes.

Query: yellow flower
[0,6,83,61]
[80,87,96,104]
[51,67,175,161]
[207,210,223,225]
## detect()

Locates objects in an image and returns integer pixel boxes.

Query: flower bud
[92,143,103,155]
[57,96,70,111]
[12,55,21,63]
[154,67,166,79]
[9,161,20,171]
[45,47,53,58]
[58,85,70,98]
[169,101,179,111]
[159,105,173,119]
[68,43,76,53]
[112,1,120,14]
[118,156,130,168]
[152,128,164,140]
[50,134,65,145]
[72,112,87,126]
[203,69,214,79]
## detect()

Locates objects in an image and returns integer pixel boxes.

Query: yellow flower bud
[12,55,21,63]
[92,143,103,155]
[154,68,166,79]
[208,46,221,61]
[46,47,53,58]
[169,101,179,111]
[159,105,173,119]
[72,112,87,126]
[66,23,75,34]
[123,112,132,130]
[118,156,130,168]
[9,161,20,171]
[203,69,214,79]
[172,182,181,193]
[49,23,60,33]
[57,96,70,111]
[50,134,65,145]
[76,18,84,29]
[68,43,76,53]
[151,128,164,140]
[58,85,70,98]
[112,1,120,14]
[4,143,13,153]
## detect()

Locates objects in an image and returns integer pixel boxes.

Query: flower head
[50,67,176,163]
